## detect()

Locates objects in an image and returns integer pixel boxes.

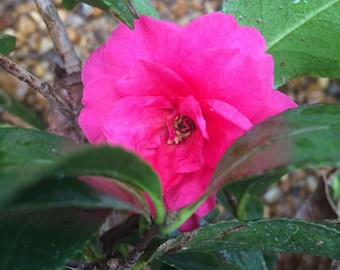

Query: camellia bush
[0,0,339,269]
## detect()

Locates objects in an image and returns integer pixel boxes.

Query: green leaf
[0,128,77,205]
[0,89,45,129]
[160,251,268,270]
[0,34,16,56]
[0,207,110,270]
[0,128,165,223]
[208,104,340,200]
[223,0,340,86]
[168,104,340,230]
[159,219,340,259]
[73,0,159,28]
[7,176,146,214]
[62,0,78,10]
[48,145,165,224]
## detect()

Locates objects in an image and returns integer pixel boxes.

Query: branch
[0,54,85,141]
[34,0,82,74]
[65,224,159,270]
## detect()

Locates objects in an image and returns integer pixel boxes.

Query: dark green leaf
[0,128,165,222]
[223,0,340,86]
[62,0,78,10]
[0,128,77,205]
[7,176,146,214]
[159,252,231,270]
[0,34,16,56]
[208,104,340,199]
[0,207,110,270]
[0,89,45,129]
[159,219,340,259]
[73,0,159,28]
[48,145,165,224]
[160,251,268,270]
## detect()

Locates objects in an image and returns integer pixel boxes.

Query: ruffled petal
[178,48,274,118]
[205,99,252,130]
[78,76,121,143]
[116,60,192,98]
[82,45,108,86]
[251,90,298,124]
[181,12,267,55]
[103,96,173,151]
[104,16,181,79]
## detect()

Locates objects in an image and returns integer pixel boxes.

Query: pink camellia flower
[79,12,297,231]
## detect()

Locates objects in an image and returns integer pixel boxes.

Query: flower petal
[104,16,181,79]
[251,90,298,124]
[205,99,252,130]
[116,60,192,98]
[181,12,267,54]
[179,48,274,118]
[82,45,108,86]
[79,76,121,143]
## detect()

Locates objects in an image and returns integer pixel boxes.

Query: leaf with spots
[223,0,340,86]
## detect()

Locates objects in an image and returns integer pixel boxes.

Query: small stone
[91,7,104,17]
[16,14,38,36]
[28,32,42,52]
[263,186,282,204]
[39,37,54,54]
[66,27,80,44]
[172,0,188,19]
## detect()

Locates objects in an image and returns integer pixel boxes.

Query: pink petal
[251,90,298,124]
[178,95,208,139]
[104,16,181,79]
[116,60,192,98]
[202,109,247,168]
[103,96,173,151]
[82,45,108,86]
[178,48,274,118]
[78,76,121,143]
[205,99,252,130]
[181,12,267,56]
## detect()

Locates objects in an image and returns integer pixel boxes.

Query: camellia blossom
[79,12,297,231]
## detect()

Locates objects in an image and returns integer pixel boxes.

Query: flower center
[167,115,196,145]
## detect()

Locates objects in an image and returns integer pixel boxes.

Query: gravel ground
[1,0,339,226]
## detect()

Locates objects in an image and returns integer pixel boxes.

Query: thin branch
[118,224,159,270]
[0,54,85,140]
[34,0,82,74]
[65,224,159,270]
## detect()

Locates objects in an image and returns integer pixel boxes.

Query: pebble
[16,14,38,36]
[263,186,282,204]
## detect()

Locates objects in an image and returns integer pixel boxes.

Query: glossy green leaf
[0,128,77,205]
[48,145,165,224]
[223,0,340,86]
[160,251,268,270]
[7,176,146,214]
[0,89,45,129]
[159,219,340,259]
[0,207,110,270]
[0,128,165,222]
[164,104,340,231]
[208,104,340,199]
[72,0,158,28]
[62,0,77,10]
[0,34,16,56]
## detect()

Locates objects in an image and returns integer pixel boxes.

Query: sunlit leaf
[158,219,340,259]
[0,34,16,56]
[223,0,340,86]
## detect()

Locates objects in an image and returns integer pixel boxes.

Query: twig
[33,0,82,74]
[65,224,159,270]
[0,54,84,140]
[117,224,159,270]
[0,54,71,116]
